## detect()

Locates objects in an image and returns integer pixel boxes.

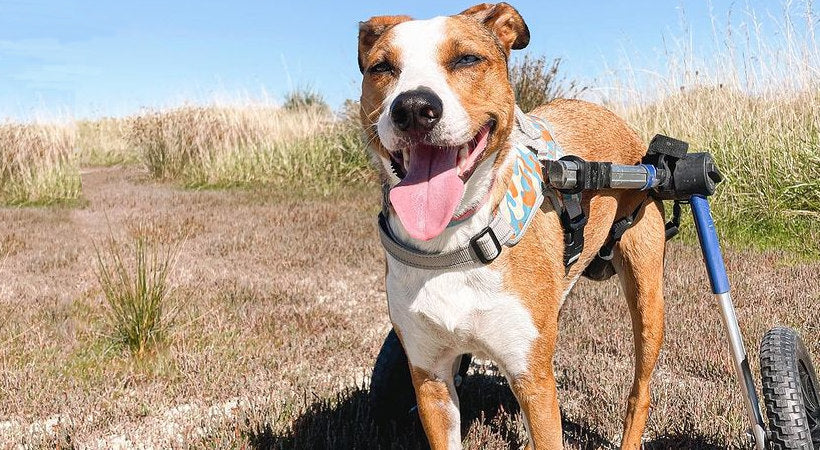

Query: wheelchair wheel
[760,326,820,449]
[370,328,471,424]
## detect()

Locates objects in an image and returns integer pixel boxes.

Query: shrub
[283,88,329,112]
[509,55,588,112]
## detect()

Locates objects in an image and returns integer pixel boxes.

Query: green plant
[94,231,180,356]
[600,0,820,255]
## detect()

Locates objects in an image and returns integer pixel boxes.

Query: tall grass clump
[0,122,81,205]
[126,103,370,190]
[94,232,179,356]
[601,2,820,255]
[76,117,136,167]
[510,55,588,112]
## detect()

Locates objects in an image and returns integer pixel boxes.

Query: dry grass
[0,169,817,448]
[125,104,370,190]
[1,100,373,204]
[0,2,817,448]
[597,1,820,255]
[620,88,820,255]
[76,117,136,167]
[0,122,81,206]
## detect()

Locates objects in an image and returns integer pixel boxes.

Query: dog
[358,3,666,449]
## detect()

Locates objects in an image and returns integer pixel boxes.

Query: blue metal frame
[690,195,731,294]
[690,194,767,449]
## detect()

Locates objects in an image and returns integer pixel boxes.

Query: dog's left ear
[358,15,412,73]
[458,3,530,55]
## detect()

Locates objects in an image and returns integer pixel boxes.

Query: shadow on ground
[251,371,725,450]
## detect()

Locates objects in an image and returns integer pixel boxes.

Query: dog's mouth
[388,120,495,182]
[387,120,495,241]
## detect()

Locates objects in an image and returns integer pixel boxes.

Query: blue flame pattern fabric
[500,113,565,244]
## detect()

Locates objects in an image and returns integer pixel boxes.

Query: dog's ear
[358,15,412,73]
[458,3,530,54]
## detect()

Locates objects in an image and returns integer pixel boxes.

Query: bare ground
[0,167,818,449]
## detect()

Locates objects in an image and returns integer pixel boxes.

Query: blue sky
[0,1,791,120]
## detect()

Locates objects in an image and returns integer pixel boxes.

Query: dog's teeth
[458,145,469,169]
[402,148,410,170]
[461,144,469,158]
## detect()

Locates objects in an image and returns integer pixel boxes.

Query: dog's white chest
[386,257,538,378]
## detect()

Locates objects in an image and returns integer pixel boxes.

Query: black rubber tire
[370,329,416,423]
[369,328,471,425]
[760,326,820,449]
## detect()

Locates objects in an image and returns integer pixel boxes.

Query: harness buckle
[563,228,584,266]
[469,226,502,264]
[558,194,587,267]
[563,209,588,231]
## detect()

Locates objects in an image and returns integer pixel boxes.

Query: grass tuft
[0,122,81,205]
[599,0,820,255]
[94,229,180,356]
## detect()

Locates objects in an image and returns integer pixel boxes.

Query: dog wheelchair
[370,135,819,449]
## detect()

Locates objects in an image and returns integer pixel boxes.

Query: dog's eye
[454,54,481,68]
[369,61,394,74]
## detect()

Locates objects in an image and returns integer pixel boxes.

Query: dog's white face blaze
[376,17,472,157]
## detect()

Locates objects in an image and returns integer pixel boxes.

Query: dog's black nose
[390,89,443,133]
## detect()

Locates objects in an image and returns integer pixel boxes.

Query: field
[0,165,817,448]
[2,3,819,448]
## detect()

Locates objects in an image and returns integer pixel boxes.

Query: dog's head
[358,3,529,241]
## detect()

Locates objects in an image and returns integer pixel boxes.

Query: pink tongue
[389,145,465,241]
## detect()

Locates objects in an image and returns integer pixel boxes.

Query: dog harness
[378,106,580,270]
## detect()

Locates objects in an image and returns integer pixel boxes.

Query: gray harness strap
[378,212,514,270]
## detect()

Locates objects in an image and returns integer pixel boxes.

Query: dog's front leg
[507,336,563,450]
[409,364,461,450]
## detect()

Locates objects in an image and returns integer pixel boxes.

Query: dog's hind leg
[613,198,666,449]
[409,364,461,450]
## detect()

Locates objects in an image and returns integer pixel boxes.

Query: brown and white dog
[358,3,666,449]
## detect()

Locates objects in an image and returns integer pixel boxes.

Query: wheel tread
[760,327,816,449]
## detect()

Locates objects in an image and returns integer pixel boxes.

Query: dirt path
[1,167,818,448]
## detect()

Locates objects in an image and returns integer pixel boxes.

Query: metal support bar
[691,195,767,450]
[545,160,660,191]
[610,164,656,189]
